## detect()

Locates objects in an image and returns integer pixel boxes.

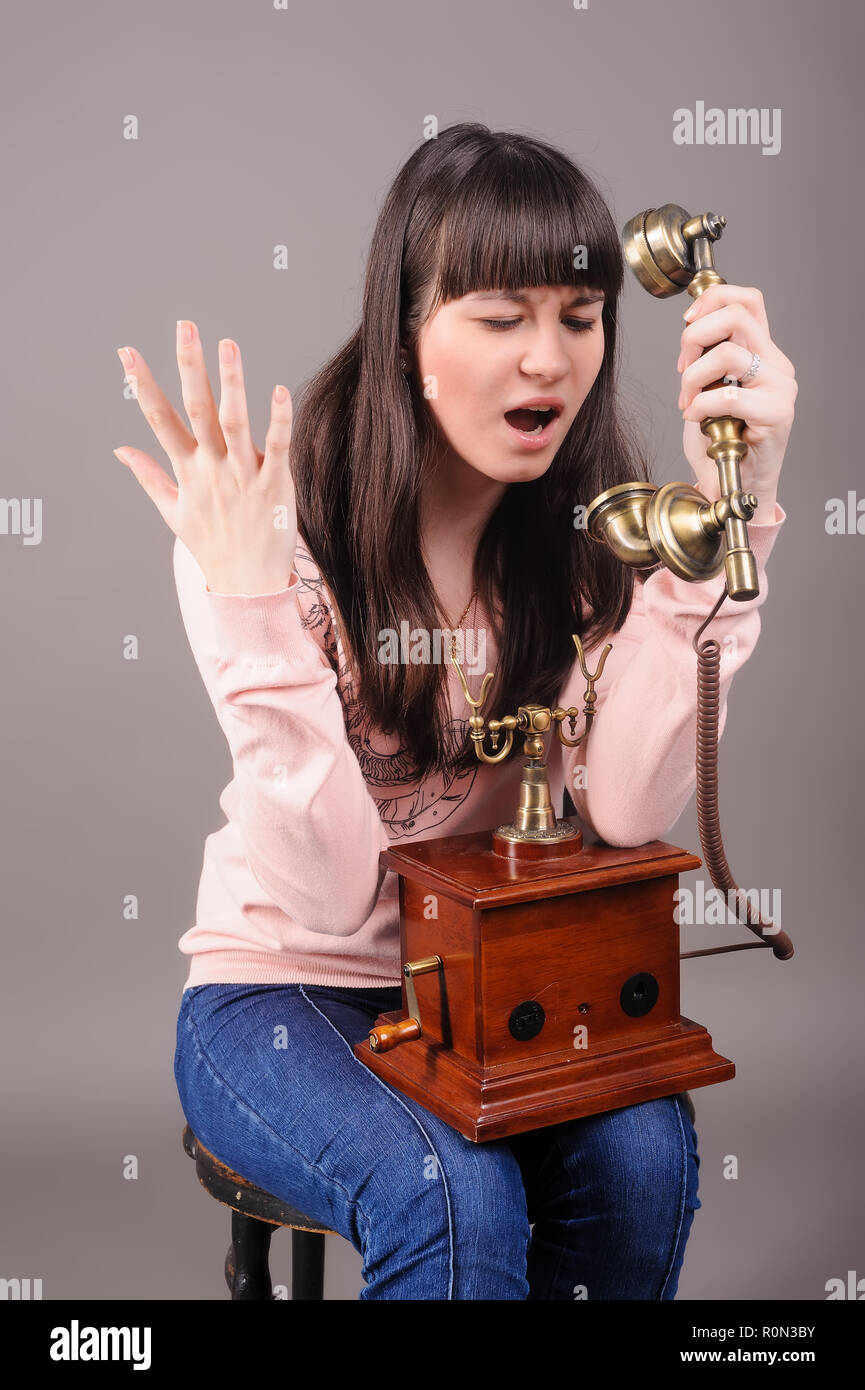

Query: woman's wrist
[205,567,298,596]
[750,492,779,524]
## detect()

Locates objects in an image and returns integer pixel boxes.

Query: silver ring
[724,352,761,388]
[741,352,761,383]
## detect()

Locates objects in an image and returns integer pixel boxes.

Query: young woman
[114,123,794,1300]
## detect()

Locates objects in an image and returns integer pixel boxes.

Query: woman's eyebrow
[465,290,605,307]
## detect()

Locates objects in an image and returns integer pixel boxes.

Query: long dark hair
[290,122,653,781]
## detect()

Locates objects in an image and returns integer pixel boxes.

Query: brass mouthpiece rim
[585,482,657,538]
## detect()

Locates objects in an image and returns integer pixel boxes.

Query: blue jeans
[174,982,701,1300]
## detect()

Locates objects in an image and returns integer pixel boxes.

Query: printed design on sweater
[292,541,480,838]
[292,541,343,680]
[342,704,480,838]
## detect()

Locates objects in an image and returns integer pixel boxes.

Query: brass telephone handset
[584,203,793,960]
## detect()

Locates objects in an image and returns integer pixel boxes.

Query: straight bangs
[427,148,624,314]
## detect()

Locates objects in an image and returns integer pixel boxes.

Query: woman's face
[412,283,606,483]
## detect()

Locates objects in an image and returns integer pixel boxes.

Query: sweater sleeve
[172,536,391,935]
[560,503,787,847]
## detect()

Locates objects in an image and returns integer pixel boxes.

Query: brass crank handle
[367,956,443,1053]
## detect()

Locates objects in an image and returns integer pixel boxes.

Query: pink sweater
[173,503,786,992]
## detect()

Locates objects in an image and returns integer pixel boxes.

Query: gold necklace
[446,587,479,661]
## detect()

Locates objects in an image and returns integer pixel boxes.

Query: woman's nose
[519,329,570,379]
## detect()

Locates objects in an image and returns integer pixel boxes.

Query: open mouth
[504,405,561,441]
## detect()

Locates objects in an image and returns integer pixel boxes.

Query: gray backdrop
[2,0,861,1301]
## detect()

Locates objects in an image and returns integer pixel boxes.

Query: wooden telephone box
[353,819,734,1142]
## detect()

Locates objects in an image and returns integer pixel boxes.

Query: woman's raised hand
[677,284,795,520]
[114,320,297,595]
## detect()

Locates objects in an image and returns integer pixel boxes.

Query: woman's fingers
[114,446,180,532]
[678,302,772,376]
[116,323,297,580]
[678,340,759,410]
[684,283,771,336]
[261,384,294,484]
[175,319,226,457]
[217,338,259,483]
[682,374,795,431]
[117,345,197,478]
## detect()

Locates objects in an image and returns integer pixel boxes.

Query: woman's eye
[481,317,595,333]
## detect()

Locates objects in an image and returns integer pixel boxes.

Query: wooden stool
[182,1124,340,1300]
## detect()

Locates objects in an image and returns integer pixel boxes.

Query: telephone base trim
[355,1012,734,1143]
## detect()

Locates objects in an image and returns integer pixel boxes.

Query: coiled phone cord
[691,587,794,961]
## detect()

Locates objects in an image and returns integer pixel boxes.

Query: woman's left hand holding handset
[676,284,797,522]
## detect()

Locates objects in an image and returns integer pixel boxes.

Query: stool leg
[291,1229,326,1301]
[225,1210,274,1300]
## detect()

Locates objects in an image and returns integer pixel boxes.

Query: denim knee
[355,1119,531,1300]
[570,1096,697,1217]
[527,1094,699,1299]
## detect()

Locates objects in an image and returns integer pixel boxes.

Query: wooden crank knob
[367,1018,421,1052]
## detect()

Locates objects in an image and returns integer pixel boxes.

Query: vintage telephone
[354,204,793,1142]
